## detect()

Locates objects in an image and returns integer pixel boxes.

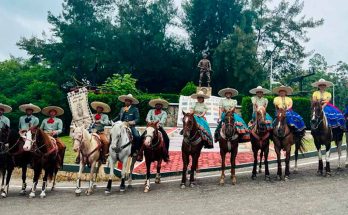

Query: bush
[180,81,197,96]
[241,96,312,128]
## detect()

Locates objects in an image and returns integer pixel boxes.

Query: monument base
[196,87,212,97]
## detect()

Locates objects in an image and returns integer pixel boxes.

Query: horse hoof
[325,172,332,177]
[277,175,282,181]
[29,192,36,199]
[19,190,26,196]
[189,183,195,188]
[120,187,126,192]
[258,169,262,174]
[51,187,55,191]
[265,175,271,181]
[105,190,111,195]
[155,178,161,184]
[284,176,289,181]
[40,192,46,199]
[86,190,92,196]
[219,179,225,186]
[180,184,186,189]
[144,187,150,193]
[251,175,257,180]
[1,192,7,198]
[231,177,237,185]
[317,171,323,176]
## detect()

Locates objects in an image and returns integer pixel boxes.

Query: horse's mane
[35,128,54,150]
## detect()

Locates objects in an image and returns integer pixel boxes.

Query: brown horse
[142,121,167,193]
[310,101,344,175]
[218,111,239,185]
[180,111,205,188]
[250,107,271,180]
[23,128,63,198]
[273,108,305,180]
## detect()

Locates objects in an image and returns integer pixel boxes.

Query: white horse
[105,121,136,194]
[72,125,102,196]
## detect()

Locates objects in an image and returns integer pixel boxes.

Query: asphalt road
[1,155,348,215]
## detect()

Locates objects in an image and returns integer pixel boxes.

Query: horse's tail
[295,131,306,155]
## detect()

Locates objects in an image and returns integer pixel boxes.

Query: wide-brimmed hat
[311,78,333,88]
[149,98,169,108]
[118,94,139,104]
[218,88,238,97]
[249,86,271,95]
[272,85,293,95]
[42,106,64,116]
[91,101,111,113]
[19,103,41,113]
[0,103,12,113]
[191,91,210,99]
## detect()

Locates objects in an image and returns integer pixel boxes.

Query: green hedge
[88,93,179,125]
[241,96,311,128]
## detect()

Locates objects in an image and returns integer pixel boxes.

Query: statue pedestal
[196,87,212,97]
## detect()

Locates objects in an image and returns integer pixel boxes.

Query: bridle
[74,128,101,162]
[223,112,237,142]
[182,115,201,146]
[144,125,161,149]
[311,103,325,130]
[274,109,291,139]
[251,110,269,146]
[26,129,57,157]
[112,125,132,160]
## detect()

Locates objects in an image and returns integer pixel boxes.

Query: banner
[67,87,94,128]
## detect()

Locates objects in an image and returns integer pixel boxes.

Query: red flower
[95,114,101,120]
[47,118,55,124]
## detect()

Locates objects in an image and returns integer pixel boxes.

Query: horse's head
[223,110,236,139]
[72,125,85,152]
[144,121,159,147]
[256,106,267,132]
[22,126,39,151]
[110,121,130,150]
[275,108,287,137]
[0,125,10,152]
[182,111,196,138]
[310,100,324,130]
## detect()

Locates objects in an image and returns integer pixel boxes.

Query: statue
[197,53,212,87]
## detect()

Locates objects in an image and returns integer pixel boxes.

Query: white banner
[67,87,94,128]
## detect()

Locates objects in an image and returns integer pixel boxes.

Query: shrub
[180,81,197,96]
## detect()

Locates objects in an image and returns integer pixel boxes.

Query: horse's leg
[345,132,348,167]
[190,152,199,187]
[284,146,291,180]
[144,159,151,193]
[294,141,299,174]
[264,142,270,180]
[251,146,258,180]
[128,156,136,188]
[259,149,263,173]
[39,171,48,198]
[336,138,343,170]
[0,170,5,192]
[1,167,13,198]
[180,151,189,189]
[29,168,40,198]
[105,156,114,195]
[231,145,238,185]
[155,159,162,184]
[75,160,85,196]
[19,165,27,195]
[86,161,96,195]
[219,150,226,185]
[120,157,127,192]
[275,144,282,180]
[325,143,331,176]
[51,168,58,191]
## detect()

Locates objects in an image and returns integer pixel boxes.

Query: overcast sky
[1,0,348,66]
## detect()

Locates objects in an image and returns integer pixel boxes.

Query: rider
[40,106,66,168]
[273,85,306,134]
[137,98,170,162]
[190,91,213,148]
[90,101,111,164]
[214,88,250,143]
[311,78,345,129]
[18,103,41,135]
[113,94,141,157]
[248,86,273,130]
[0,103,12,129]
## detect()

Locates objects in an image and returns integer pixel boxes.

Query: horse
[72,125,102,196]
[105,121,135,194]
[180,111,205,189]
[310,101,344,175]
[22,128,62,198]
[250,107,271,180]
[273,108,305,180]
[142,121,167,193]
[0,125,14,198]
[218,110,239,185]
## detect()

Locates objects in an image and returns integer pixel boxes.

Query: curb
[61,145,347,180]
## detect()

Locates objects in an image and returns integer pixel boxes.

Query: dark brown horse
[23,128,63,198]
[310,101,344,175]
[273,108,305,180]
[0,125,31,198]
[250,107,271,180]
[218,110,239,185]
[181,111,204,188]
[142,121,167,193]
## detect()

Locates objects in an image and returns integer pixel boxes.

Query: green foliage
[180,81,197,96]
[241,96,312,128]
[99,73,139,95]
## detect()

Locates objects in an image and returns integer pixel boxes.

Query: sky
[1,0,348,67]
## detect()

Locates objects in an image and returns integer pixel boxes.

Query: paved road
[1,155,348,215]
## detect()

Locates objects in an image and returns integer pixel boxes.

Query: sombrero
[191,91,210,99]
[42,106,64,116]
[311,78,333,88]
[19,103,41,113]
[149,98,169,108]
[218,88,238,97]
[249,86,271,94]
[0,103,12,113]
[91,101,111,113]
[118,94,139,104]
[272,85,293,95]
